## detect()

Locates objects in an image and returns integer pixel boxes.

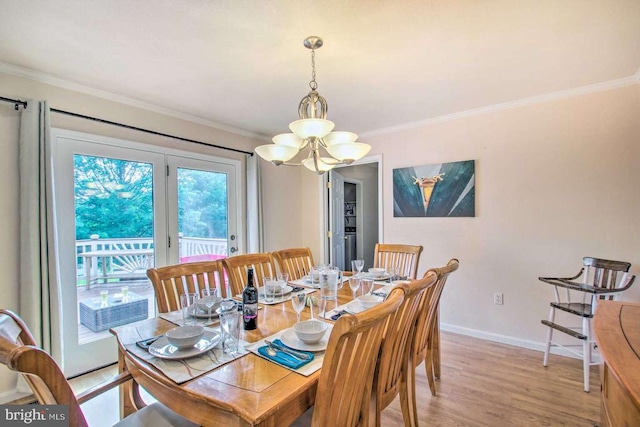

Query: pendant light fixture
[255,36,371,174]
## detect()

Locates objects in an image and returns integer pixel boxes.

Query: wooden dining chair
[373,274,437,427]
[406,259,459,424]
[0,309,197,427]
[373,243,424,280]
[292,289,404,427]
[222,252,276,296]
[146,260,227,313]
[272,247,315,280]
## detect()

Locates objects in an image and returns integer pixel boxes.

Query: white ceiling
[1,0,639,139]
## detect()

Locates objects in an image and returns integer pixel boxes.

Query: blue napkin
[258,339,314,369]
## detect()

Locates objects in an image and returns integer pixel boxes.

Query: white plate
[345,300,366,314]
[258,285,294,297]
[188,306,221,319]
[365,272,391,281]
[149,330,220,360]
[280,325,332,352]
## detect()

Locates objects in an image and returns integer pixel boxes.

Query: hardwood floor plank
[381,332,600,426]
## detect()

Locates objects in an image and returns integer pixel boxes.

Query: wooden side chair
[540,256,635,392]
[373,243,424,280]
[272,247,315,280]
[146,260,227,313]
[0,309,197,427]
[406,259,459,424]
[291,289,404,427]
[222,252,276,296]
[373,274,437,427]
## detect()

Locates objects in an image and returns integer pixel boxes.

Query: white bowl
[196,295,223,312]
[264,280,286,293]
[357,294,384,309]
[165,325,204,349]
[368,268,386,278]
[293,319,328,344]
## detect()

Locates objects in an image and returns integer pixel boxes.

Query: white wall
[362,83,640,348]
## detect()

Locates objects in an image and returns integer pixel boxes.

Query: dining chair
[539,256,635,392]
[272,247,315,280]
[373,243,424,280]
[146,260,227,313]
[406,259,459,424]
[292,288,405,427]
[0,309,197,427]
[222,252,277,296]
[373,274,437,427]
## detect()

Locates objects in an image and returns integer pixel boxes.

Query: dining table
[110,276,396,426]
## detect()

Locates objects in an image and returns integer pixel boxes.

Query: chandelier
[255,36,371,174]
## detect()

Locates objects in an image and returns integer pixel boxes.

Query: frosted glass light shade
[255,144,298,163]
[323,131,358,146]
[303,157,337,173]
[325,142,371,162]
[272,133,305,149]
[289,118,335,139]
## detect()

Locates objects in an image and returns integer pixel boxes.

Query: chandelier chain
[309,48,318,90]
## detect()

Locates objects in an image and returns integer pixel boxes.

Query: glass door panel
[176,167,228,262]
[167,155,238,267]
[53,132,166,377]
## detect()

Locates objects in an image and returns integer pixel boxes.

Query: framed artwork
[393,160,475,217]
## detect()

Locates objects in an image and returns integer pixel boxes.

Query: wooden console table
[594,300,640,427]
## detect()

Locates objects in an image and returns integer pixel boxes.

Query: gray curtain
[18,99,60,358]
[246,154,264,253]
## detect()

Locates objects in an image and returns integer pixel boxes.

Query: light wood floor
[381,332,600,426]
[72,331,600,426]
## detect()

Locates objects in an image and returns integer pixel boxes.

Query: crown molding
[0,61,269,141]
[361,74,640,138]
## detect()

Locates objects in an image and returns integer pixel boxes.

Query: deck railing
[76,236,228,281]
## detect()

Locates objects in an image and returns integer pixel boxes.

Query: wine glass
[352,259,364,277]
[277,272,289,294]
[201,287,217,322]
[348,277,361,301]
[291,292,306,323]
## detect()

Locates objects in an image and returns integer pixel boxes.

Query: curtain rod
[0,96,254,156]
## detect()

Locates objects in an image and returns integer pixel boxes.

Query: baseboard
[440,322,600,361]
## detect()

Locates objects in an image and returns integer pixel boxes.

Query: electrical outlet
[493,292,504,305]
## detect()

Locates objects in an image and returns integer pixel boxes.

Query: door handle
[229,247,238,253]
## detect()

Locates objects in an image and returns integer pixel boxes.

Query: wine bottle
[242,268,258,330]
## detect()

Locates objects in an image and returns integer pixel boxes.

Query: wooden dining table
[111,285,356,426]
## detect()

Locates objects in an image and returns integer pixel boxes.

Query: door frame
[322,154,383,265]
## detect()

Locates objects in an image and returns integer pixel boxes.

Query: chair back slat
[373,244,424,279]
[222,253,276,296]
[312,290,404,427]
[0,310,88,427]
[272,247,315,280]
[147,260,226,313]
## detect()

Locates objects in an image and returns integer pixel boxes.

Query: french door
[52,129,240,376]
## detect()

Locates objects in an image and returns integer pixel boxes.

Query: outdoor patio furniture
[79,292,148,332]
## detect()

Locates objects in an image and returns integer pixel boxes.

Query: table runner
[234,287,317,306]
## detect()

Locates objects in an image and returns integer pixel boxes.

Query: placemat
[125,326,249,384]
[246,329,326,376]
